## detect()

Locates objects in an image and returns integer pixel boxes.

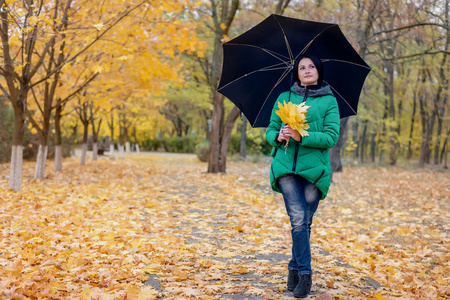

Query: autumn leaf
[28,16,39,26]
[138,286,158,299]
[375,292,388,300]
[93,22,104,30]
[182,287,202,297]
[275,100,310,137]
[246,287,265,295]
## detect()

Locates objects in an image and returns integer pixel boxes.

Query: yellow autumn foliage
[275,100,310,137]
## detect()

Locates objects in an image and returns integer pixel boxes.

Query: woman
[265,54,340,298]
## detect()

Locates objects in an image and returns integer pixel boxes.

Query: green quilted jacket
[265,84,340,199]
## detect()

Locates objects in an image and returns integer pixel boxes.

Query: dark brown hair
[292,54,324,86]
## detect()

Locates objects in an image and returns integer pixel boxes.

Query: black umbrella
[217,14,371,127]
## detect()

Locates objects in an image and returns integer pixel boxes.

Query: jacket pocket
[271,146,278,157]
[313,169,325,185]
[270,164,277,184]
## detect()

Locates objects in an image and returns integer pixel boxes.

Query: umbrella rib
[324,81,357,115]
[225,43,291,62]
[218,63,289,91]
[253,66,293,125]
[296,25,337,58]
[273,15,294,60]
[321,58,371,70]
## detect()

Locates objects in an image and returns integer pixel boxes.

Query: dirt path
[125,154,389,299]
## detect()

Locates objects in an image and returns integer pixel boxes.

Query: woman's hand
[278,125,301,142]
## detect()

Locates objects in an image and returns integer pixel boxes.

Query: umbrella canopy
[217,14,371,127]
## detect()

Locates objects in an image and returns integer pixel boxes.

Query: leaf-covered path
[0,154,448,299]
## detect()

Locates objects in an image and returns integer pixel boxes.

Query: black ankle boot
[287,269,299,291]
[293,274,312,298]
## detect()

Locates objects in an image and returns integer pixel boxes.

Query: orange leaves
[1,156,449,299]
[0,159,160,298]
[315,166,450,299]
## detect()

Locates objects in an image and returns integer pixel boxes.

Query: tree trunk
[9,105,26,191]
[133,126,140,154]
[9,145,23,191]
[352,119,359,159]
[34,145,48,179]
[387,58,397,165]
[119,112,129,157]
[119,144,125,158]
[419,113,435,167]
[92,143,98,161]
[434,116,444,165]
[240,115,247,159]
[379,101,389,163]
[2,5,26,191]
[219,106,240,172]
[370,133,376,162]
[434,12,449,164]
[330,118,349,174]
[444,147,448,169]
[55,145,63,171]
[54,103,63,171]
[80,121,89,166]
[91,117,102,161]
[407,93,417,160]
[360,120,368,164]
[418,67,438,167]
[274,0,292,14]
[442,127,449,168]
[80,143,88,165]
[32,118,50,179]
[208,93,225,173]
[119,123,125,158]
[206,0,239,173]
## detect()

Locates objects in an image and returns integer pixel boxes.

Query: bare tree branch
[0,82,10,99]
[30,86,45,116]
[373,22,450,36]
[25,103,44,138]
[55,72,99,109]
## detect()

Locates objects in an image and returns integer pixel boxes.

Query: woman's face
[298,57,319,86]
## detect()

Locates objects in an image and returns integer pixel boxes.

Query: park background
[0,0,449,299]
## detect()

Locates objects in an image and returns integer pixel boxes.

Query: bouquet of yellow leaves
[275,101,310,152]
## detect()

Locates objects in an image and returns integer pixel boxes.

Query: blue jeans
[277,174,321,275]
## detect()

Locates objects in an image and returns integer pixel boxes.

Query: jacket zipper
[292,141,299,172]
[302,89,309,103]
[292,89,309,173]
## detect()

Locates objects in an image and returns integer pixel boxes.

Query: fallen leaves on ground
[314,166,449,299]
[0,155,448,299]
